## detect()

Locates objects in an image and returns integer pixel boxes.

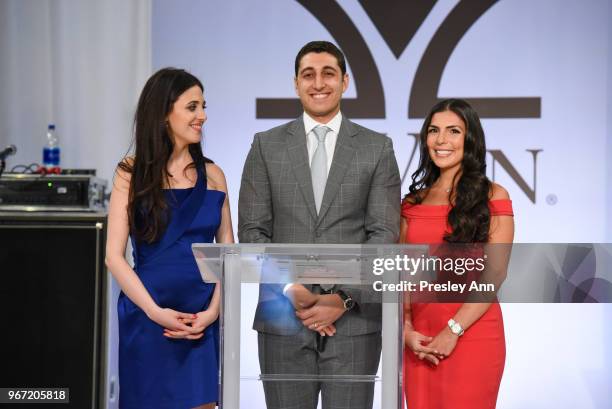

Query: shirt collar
[303,110,343,136]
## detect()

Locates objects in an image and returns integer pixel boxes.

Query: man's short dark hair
[294,41,347,77]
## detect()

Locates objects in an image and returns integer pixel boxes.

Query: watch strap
[335,290,354,310]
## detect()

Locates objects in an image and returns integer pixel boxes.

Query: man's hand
[284,284,319,310]
[296,294,346,331]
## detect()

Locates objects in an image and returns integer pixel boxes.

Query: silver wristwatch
[448,318,465,336]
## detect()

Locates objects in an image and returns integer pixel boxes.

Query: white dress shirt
[303,110,342,175]
[283,111,343,296]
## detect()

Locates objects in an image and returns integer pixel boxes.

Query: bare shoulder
[206,162,228,193]
[490,182,510,201]
[402,194,416,205]
[113,157,134,191]
[403,187,429,205]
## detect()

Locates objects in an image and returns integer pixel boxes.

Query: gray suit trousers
[258,328,381,409]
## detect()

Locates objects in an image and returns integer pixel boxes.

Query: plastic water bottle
[43,124,61,170]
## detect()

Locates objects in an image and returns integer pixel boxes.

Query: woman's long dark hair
[408,99,491,243]
[118,67,212,243]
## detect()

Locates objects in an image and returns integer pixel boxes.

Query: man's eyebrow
[299,65,339,75]
[299,67,315,75]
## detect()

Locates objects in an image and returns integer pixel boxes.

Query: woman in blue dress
[106,67,234,409]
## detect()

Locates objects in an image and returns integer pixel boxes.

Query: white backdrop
[152,0,612,244]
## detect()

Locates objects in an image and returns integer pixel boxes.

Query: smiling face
[294,51,348,123]
[166,85,206,147]
[426,110,466,172]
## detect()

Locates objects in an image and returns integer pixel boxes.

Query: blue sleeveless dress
[118,167,224,409]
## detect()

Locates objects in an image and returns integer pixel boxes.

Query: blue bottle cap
[48,124,55,130]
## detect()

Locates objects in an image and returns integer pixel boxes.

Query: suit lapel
[316,116,357,226]
[286,118,318,220]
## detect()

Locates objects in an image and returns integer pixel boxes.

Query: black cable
[9,163,43,174]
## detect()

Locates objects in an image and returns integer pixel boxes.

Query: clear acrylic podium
[192,243,410,409]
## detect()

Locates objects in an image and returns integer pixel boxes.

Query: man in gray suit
[238,41,400,409]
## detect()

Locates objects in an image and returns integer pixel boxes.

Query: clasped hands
[285,285,346,337]
[404,324,459,367]
[147,306,218,340]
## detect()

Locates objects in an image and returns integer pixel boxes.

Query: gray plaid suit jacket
[238,115,401,336]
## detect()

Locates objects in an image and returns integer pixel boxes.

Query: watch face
[344,298,355,310]
[451,323,461,334]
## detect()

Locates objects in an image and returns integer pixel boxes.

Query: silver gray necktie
[311,125,330,214]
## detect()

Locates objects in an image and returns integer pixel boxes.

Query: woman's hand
[147,307,200,336]
[427,326,459,360]
[404,326,440,366]
[163,308,219,340]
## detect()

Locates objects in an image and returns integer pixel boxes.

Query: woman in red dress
[401,99,514,409]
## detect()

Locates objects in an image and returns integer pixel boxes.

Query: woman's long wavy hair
[118,68,211,243]
[408,99,491,243]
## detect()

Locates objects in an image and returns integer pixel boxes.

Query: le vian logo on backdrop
[255,0,545,204]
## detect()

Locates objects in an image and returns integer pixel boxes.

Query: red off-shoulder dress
[402,199,513,409]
